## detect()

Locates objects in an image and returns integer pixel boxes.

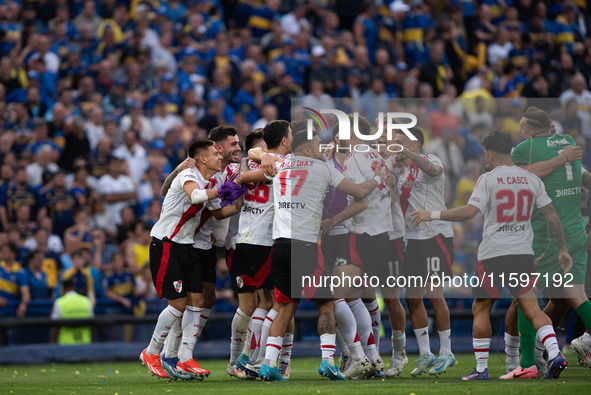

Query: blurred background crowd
[1,0,591,344]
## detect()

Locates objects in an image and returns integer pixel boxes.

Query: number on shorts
[427,256,440,272]
[388,260,400,277]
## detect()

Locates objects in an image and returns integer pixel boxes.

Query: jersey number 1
[496,189,534,223]
[557,149,574,181]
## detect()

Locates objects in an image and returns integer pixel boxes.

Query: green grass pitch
[2,353,590,394]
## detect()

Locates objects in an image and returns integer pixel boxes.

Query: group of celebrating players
[138,104,591,382]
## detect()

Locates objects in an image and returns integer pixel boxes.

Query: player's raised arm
[161,157,196,197]
[539,203,572,274]
[248,147,283,176]
[409,204,480,227]
[514,107,583,179]
[398,148,443,178]
[517,145,582,179]
[238,157,270,183]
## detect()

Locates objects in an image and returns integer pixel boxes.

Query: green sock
[517,303,536,368]
[576,300,591,332]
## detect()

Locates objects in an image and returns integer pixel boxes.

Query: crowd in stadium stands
[1,0,591,339]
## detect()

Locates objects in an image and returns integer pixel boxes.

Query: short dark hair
[290,120,308,135]
[245,129,264,152]
[523,106,552,131]
[208,125,238,143]
[263,120,290,149]
[291,130,313,152]
[481,130,513,154]
[396,127,424,147]
[187,139,215,158]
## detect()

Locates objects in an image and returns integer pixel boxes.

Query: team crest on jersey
[236,276,244,288]
[173,280,183,293]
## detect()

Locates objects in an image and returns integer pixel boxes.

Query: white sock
[178,305,202,363]
[335,299,364,360]
[247,308,268,362]
[537,325,559,360]
[365,300,381,350]
[147,305,183,355]
[504,332,520,365]
[348,299,378,361]
[163,312,183,358]
[336,326,350,357]
[392,330,406,358]
[473,338,490,373]
[413,326,431,355]
[263,335,283,368]
[196,307,211,339]
[230,308,251,365]
[280,333,294,365]
[582,331,591,346]
[320,333,336,364]
[438,329,452,355]
[255,309,277,364]
[535,336,545,359]
[242,328,253,356]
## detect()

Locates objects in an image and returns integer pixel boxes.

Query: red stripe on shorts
[155,242,171,298]
[434,234,452,272]
[349,234,363,267]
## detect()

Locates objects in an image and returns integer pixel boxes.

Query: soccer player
[139,140,242,379]
[391,127,456,376]
[159,127,243,379]
[322,115,395,378]
[410,130,571,380]
[226,130,271,378]
[258,129,384,381]
[319,124,373,379]
[235,121,295,378]
[376,116,409,377]
[506,106,591,378]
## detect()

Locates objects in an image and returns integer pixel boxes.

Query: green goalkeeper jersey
[511,133,586,240]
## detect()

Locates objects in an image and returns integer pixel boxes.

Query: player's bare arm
[400,148,443,177]
[520,145,583,179]
[410,204,480,227]
[183,181,219,204]
[237,158,269,184]
[539,203,573,274]
[335,176,382,199]
[321,198,369,234]
[211,196,244,220]
[161,157,197,197]
[248,147,283,176]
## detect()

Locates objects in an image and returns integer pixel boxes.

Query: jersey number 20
[496,189,533,223]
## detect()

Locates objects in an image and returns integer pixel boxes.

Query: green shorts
[533,231,587,285]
